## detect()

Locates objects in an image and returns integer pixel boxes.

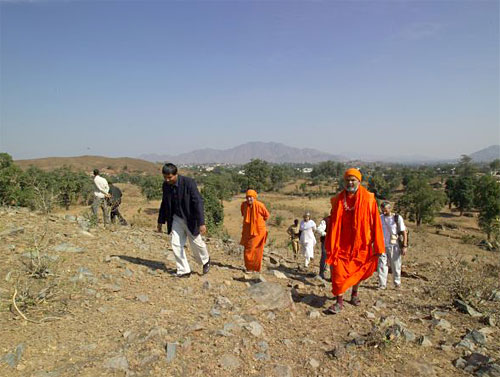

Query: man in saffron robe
[324,168,385,314]
[240,190,270,272]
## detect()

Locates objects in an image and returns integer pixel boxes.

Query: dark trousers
[108,198,127,225]
[319,238,327,278]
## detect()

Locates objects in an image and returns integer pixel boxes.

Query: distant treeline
[1,153,498,241]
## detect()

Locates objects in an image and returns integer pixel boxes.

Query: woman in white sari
[300,212,317,267]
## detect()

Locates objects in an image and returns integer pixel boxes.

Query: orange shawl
[240,199,269,238]
[325,185,385,266]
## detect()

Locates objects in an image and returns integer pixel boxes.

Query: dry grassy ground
[0,183,499,377]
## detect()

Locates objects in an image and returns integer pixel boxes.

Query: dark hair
[294,219,299,224]
[162,163,178,175]
[381,201,391,209]
[93,169,99,176]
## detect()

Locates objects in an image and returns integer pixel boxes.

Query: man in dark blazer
[157,163,210,277]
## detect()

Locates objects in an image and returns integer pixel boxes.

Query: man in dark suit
[157,163,211,277]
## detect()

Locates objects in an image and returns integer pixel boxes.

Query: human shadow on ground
[211,261,245,272]
[292,291,331,308]
[113,255,176,274]
[273,264,319,286]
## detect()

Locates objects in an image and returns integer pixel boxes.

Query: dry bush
[434,252,500,309]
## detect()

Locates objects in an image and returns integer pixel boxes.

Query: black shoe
[203,258,211,275]
[177,272,191,278]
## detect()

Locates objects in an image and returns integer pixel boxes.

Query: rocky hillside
[0,208,499,377]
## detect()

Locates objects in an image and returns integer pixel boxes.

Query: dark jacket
[157,175,205,236]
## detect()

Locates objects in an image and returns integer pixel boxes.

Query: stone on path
[247,282,294,311]
[219,354,240,370]
[165,343,177,363]
[103,355,129,371]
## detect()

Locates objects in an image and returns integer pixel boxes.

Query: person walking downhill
[240,189,270,272]
[300,212,317,268]
[316,215,330,280]
[92,169,110,225]
[325,168,385,314]
[378,201,408,290]
[287,219,301,259]
[157,163,211,278]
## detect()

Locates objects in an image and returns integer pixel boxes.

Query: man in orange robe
[324,168,385,314]
[240,189,270,272]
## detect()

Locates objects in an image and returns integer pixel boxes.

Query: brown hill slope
[14,155,162,175]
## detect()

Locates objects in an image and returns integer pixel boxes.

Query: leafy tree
[139,175,164,201]
[456,155,476,177]
[242,159,271,192]
[474,175,500,240]
[270,165,288,191]
[311,161,343,179]
[397,176,446,226]
[490,159,500,172]
[0,153,23,205]
[202,172,239,201]
[367,174,392,200]
[450,176,476,215]
[201,184,224,234]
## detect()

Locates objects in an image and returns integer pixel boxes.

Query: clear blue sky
[1,0,498,160]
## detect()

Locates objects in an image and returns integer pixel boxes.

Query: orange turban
[246,189,258,198]
[344,168,362,182]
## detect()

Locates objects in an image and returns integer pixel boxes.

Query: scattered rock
[272,364,293,377]
[308,310,321,319]
[165,342,177,363]
[103,284,121,292]
[52,243,85,253]
[244,321,264,337]
[219,354,240,370]
[431,318,452,332]
[255,352,270,361]
[0,227,25,237]
[464,330,487,346]
[215,296,233,310]
[406,360,437,377]
[418,336,432,347]
[202,280,212,290]
[188,322,205,332]
[2,343,25,368]
[136,294,149,303]
[269,270,288,279]
[247,282,294,311]
[309,358,320,369]
[491,290,500,302]
[103,355,129,371]
[484,316,496,327]
[290,282,304,290]
[365,311,376,319]
[454,299,482,317]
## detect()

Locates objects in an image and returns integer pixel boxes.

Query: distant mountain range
[139,142,346,164]
[140,142,500,165]
[469,145,500,163]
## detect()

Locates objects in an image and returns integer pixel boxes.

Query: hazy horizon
[1,1,499,160]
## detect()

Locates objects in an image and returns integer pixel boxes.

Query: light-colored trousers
[92,196,109,224]
[378,244,402,287]
[301,242,314,267]
[170,215,210,275]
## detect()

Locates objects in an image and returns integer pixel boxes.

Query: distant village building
[302,168,313,174]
